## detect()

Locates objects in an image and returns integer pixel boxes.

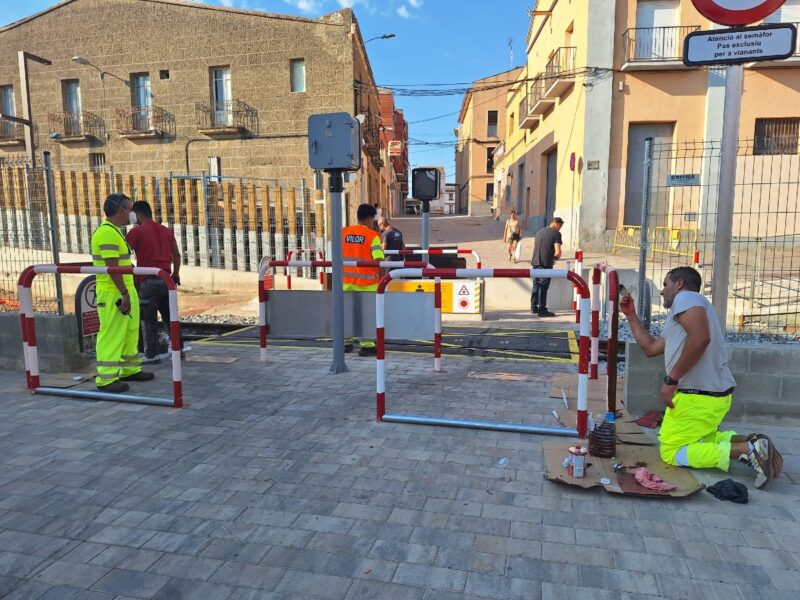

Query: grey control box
[308,113,361,171]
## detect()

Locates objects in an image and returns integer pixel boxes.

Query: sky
[1,0,532,182]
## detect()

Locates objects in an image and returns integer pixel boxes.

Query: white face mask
[128,211,138,226]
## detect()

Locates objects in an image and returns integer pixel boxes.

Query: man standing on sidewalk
[620,266,782,489]
[342,204,385,356]
[127,200,182,363]
[377,216,405,251]
[530,217,563,317]
[90,194,154,393]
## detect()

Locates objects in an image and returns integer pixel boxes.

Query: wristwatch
[664,375,679,386]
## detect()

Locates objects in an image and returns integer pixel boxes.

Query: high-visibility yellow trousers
[658,391,736,471]
[95,288,141,387]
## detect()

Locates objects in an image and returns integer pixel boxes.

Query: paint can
[568,445,587,478]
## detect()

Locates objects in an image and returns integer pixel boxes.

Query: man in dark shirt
[127,201,182,362]
[378,216,405,251]
[530,217,564,317]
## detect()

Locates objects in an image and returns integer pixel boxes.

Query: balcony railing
[0,121,24,145]
[544,46,575,85]
[195,100,258,134]
[47,111,105,140]
[528,75,555,116]
[622,25,700,68]
[115,105,175,138]
[748,22,800,67]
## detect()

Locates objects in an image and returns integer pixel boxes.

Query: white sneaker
[741,438,774,489]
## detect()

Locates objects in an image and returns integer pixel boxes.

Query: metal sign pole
[637,137,654,329]
[328,169,347,374]
[711,64,743,332]
[421,200,430,250]
[42,152,64,315]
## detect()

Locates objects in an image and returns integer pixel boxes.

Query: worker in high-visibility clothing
[342,203,384,356]
[91,193,155,393]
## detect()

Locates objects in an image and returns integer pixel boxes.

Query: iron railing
[195,100,258,132]
[623,25,700,63]
[47,111,105,139]
[754,118,800,155]
[115,105,175,136]
[545,46,576,80]
[0,121,24,143]
[530,75,548,108]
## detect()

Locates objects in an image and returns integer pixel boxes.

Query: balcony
[0,121,24,147]
[196,100,258,136]
[544,47,576,97]
[528,75,555,116]
[748,22,800,68]
[116,106,175,139]
[621,25,700,71]
[47,111,105,142]
[519,94,540,129]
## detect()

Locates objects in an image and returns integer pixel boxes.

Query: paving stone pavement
[0,336,799,599]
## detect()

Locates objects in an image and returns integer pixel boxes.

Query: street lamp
[72,55,104,79]
[364,33,396,43]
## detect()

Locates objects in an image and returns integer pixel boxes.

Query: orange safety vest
[342,224,384,290]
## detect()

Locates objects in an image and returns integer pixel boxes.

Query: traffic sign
[683,22,797,65]
[692,0,787,26]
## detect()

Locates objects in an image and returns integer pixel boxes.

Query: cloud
[219,0,235,6]
[397,4,411,18]
[337,0,375,11]
[282,0,324,12]
[408,0,422,7]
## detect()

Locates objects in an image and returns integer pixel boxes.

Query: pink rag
[633,467,677,492]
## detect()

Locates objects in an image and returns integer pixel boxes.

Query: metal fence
[617,138,800,336]
[0,162,330,313]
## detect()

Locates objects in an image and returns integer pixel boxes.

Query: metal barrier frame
[257,260,441,367]
[18,264,182,408]
[376,267,591,438]
[594,262,621,413]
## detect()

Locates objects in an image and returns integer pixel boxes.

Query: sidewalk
[0,336,797,599]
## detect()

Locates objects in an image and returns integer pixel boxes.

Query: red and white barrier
[17,264,182,408]
[693,249,701,270]
[384,248,482,269]
[257,259,440,366]
[286,248,326,290]
[376,267,592,438]
[594,262,621,414]
[590,267,601,379]
[572,249,583,324]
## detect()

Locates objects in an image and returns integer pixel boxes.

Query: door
[624,123,674,226]
[61,80,81,135]
[131,73,152,130]
[545,149,557,222]
[212,67,232,127]
[517,163,525,215]
[634,0,679,60]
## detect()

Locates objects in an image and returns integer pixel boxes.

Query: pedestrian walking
[343,204,385,356]
[530,217,563,317]
[127,201,183,363]
[620,266,783,489]
[503,209,522,263]
[377,216,405,251]
[90,193,154,393]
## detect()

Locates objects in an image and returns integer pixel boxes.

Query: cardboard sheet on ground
[543,441,704,497]
[39,372,93,388]
[553,406,654,444]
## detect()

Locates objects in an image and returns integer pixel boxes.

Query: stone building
[0,0,385,201]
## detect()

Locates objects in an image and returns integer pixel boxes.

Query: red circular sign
[569,153,576,172]
[692,0,786,26]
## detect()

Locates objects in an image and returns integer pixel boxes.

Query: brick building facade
[0,0,385,202]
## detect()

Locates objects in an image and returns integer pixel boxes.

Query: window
[0,85,14,139]
[634,0,679,60]
[61,79,82,135]
[89,153,106,172]
[487,110,498,137]
[486,146,496,174]
[211,66,232,126]
[485,183,494,202]
[754,118,800,155]
[290,59,306,93]
[130,73,152,130]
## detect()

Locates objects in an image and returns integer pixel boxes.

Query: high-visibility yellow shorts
[658,391,736,471]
